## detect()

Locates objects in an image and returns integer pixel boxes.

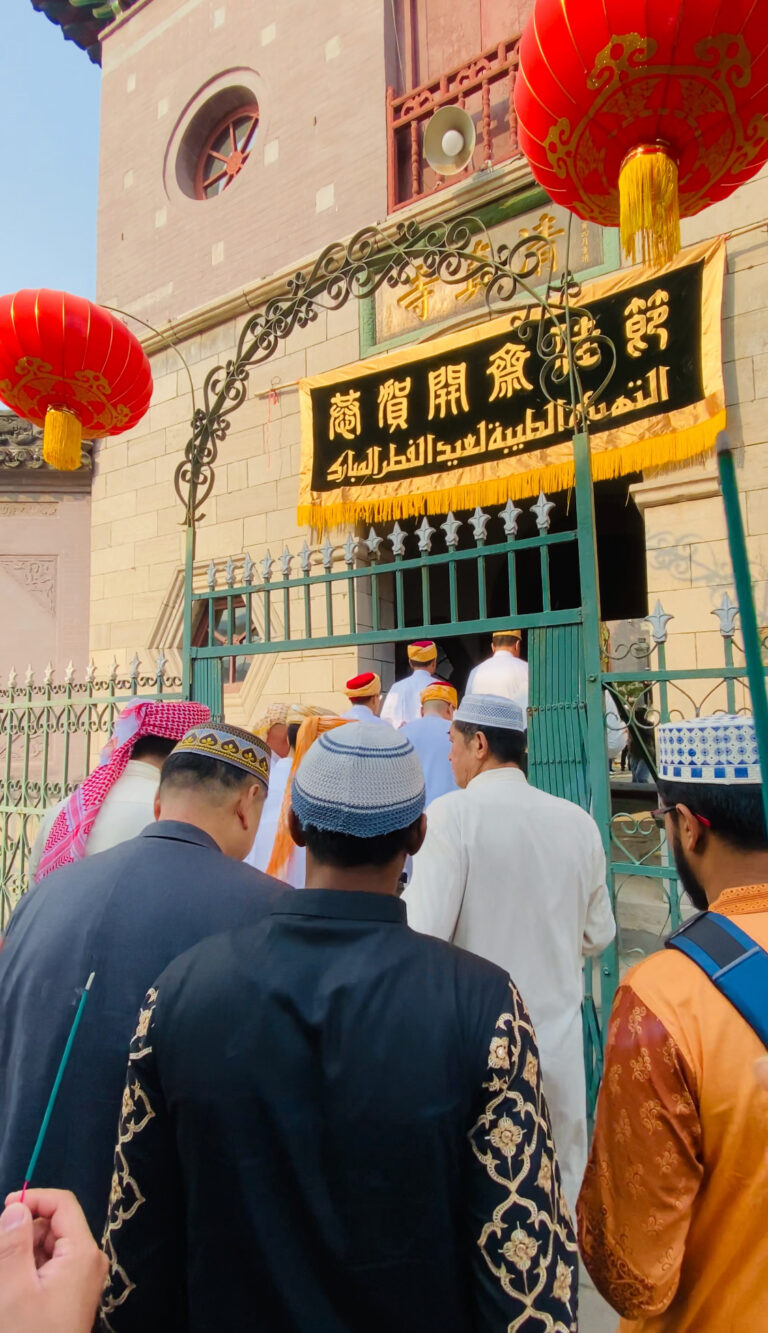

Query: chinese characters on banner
[298,241,725,530]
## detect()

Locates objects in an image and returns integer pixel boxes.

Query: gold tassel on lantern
[619,144,680,270]
[42,406,83,471]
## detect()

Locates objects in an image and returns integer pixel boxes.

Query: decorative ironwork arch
[174,214,616,527]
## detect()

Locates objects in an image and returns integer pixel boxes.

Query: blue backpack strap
[666,911,768,1050]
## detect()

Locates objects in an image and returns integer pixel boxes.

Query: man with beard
[578,714,768,1333]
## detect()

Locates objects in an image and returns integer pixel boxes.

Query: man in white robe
[401,681,458,807]
[404,693,616,1217]
[342,672,390,725]
[380,641,440,728]
[466,631,528,712]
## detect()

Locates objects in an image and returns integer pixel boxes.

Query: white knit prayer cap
[292,723,426,837]
[453,693,526,732]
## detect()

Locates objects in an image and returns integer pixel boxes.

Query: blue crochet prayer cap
[291,723,426,837]
[454,693,526,732]
[657,714,761,784]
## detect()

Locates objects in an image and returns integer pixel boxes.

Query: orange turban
[421,681,458,708]
[345,672,381,699]
[266,715,349,878]
[408,640,436,664]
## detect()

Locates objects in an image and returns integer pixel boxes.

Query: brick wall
[632,163,768,671]
[98,0,388,327]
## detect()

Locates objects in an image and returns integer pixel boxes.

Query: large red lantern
[514,1,768,268]
[0,289,152,470]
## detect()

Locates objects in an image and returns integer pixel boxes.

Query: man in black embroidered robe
[101,723,577,1332]
[0,724,283,1239]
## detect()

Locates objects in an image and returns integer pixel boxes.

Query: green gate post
[573,430,619,1032]
[717,433,768,830]
[182,526,195,702]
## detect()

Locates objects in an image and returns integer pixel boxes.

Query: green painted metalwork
[527,624,589,808]
[190,657,224,717]
[603,600,768,960]
[188,524,582,671]
[717,433,768,831]
[0,658,182,928]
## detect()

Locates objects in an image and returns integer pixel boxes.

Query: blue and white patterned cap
[454,693,526,732]
[291,723,426,837]
[657,714,761,784]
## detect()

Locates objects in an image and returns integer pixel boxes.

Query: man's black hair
[300,818,421,868]
[491,631,521,648]
[453,719,527,768]
[287,722,302,751]
[658,778,768,852]
[160,749,255,794]
[131,735,179,763]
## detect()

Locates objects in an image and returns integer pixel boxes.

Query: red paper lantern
[514,0,768,268]
[0,289,152,470]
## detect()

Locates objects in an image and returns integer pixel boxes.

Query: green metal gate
[527,623,590,810]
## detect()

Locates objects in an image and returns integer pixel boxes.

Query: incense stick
[19,972,95,1204]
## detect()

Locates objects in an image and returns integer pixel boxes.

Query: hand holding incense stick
[19,972,95,1204]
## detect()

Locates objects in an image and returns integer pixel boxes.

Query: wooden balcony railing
[386,37,521,212]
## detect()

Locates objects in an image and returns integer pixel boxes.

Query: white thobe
[466,652,529,712]
[245,754,292,873]
[401,715,457,806]
[404,767,615,1217]
[380,668,439,728]
[342,704,390,725]
[28,759,161,884]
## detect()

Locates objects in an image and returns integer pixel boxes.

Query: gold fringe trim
[298,413,725,533]
[619,146,680,270]
[42,406,82,472]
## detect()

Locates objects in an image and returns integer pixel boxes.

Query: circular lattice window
[173,83,260,202]
[194,102,259,199]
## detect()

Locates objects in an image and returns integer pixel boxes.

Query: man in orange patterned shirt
[578,714,768,1332]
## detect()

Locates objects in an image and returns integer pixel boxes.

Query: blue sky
[0,5,100,297]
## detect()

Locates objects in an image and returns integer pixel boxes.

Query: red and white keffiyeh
[35,699,210,881]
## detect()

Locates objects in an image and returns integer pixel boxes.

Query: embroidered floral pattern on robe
[100,989,160,1332]
[469,981,579,1331]
[577,982,702,1322]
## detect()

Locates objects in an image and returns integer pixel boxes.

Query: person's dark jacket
[0,821,284,1235]
[100,890,578,1333]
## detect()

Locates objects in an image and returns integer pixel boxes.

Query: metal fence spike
[390,522,408,557]
[108,658,119,683]
[207,559,217,591]
[343,534,357,566]
[225,556,235,588]
[469,506,491,544]
[500,498,523,538]
[156,650,168,677]
[366,527,384,558]
[24,665,34,687]
[243,552,254,585]
[43,661,55,686]
[64,661,74,685]
[129,652,141,678]
[85,660,97,684]
[712,591,739,638]
[440,512,462,550]
[261,550,274,581]
[280,546,293,578]
[416,515,436,554]
[531,491,555,532]
[321,536,334,569]
[299,540,311,574]
[7,666,17,688]
[647,600,674,644]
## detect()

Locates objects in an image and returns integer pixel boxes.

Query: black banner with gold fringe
[298,240,724,529]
